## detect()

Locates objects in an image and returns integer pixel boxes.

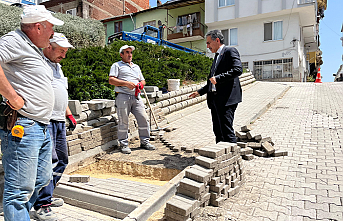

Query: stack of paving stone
[236,125,287,160]
[239,71,256,87]
[66,99,118,156]
[165,142,245,220]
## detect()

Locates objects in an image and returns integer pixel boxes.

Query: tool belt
[0,102,17,131]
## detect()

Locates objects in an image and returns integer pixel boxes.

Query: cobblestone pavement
[0,203,119,221]
[187,83,343,221]
[163,81,290,150]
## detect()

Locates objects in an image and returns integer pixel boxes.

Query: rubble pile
[165,142,245,220]
[236,125,288,160]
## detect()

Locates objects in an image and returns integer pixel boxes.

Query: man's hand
[66,114,77,131]
[126,81,136,90]
[6,95,24,110]
[209,76,217,85]
[189,91,199,98]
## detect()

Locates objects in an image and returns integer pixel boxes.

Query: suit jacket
[198,46,243,109]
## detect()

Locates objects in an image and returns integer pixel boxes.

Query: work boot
[140,143,155,150]
[51,198,64,207]
[121,146,131,154]
[33,206,58,221]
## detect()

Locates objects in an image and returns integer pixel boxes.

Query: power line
[321,20,341,37]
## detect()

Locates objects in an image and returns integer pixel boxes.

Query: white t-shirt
[47,60,68,122]
[0,29,54,125]
[109,61,144,95]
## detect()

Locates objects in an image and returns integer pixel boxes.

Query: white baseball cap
[50,33,74,48]
[119,45,135,53]
[21,5,64,26]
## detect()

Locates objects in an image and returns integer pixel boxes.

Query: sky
[319,1,343,82]
[149,0,343,82]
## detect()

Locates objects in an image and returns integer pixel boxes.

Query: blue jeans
[0,117,52,221]
[34,120,68,210]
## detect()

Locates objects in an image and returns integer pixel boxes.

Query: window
[219,0,235,7]
[143,20,156,27]
[229,28,238,46]
[66,8,77,17]
[242,62,248,70]
[114,21,122,33]
[221,29,229,45]
[221,28,238,46]
[253,58,292,80]
[264,21,283,41]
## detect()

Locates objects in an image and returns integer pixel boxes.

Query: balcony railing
[167,22,205,42]
[298,0,315,4]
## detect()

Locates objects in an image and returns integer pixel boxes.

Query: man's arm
[66,106,77,130]
[0,65,24,110]
[109,76,136,90]
[214,47,243,84]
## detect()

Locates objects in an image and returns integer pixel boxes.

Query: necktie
[210,53,219,76]
[210,53,219,92]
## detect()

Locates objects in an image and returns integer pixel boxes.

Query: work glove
[66,114,77,131]
[135,82,144,99]
[137,82,144,90]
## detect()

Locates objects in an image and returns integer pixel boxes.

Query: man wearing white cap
[0,5,64,221]
[109,45,155,154]
[32,33,75,221]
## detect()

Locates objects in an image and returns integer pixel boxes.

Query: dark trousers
[210,103,238,143]
[34,120,68,210]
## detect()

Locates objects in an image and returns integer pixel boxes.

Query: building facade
[205,0,327,82]
[102,0,207,53]
[40,0,149,20]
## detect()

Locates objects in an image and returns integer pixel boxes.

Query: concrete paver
[162,82,343,220]
[2,81,343,220]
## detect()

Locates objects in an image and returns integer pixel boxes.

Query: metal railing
[167,22,205,38]
[298,0,315,4]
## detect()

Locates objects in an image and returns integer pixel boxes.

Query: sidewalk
[192,82,343,221]
[163,81,290,150]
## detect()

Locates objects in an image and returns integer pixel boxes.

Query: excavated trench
[70,159,181,185]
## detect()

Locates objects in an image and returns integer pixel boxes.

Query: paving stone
[185,167,211,184]
[261,141,275,155]
[198,147,225,159]
[166,194,200,216]
[69,175,90,183]
[179,178,205,193]
[195,156,218,169]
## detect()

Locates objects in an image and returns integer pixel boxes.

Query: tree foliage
[0,4,105,48]
[61,40,212,101]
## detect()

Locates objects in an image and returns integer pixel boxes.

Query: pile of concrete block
[66,99,118,156]
[66,122,117,156]
[239,72,256,87]
[236,125,288,160]
[165,142,245,220]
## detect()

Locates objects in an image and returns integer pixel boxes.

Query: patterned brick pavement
[191,83,343,221]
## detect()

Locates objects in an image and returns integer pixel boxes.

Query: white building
[0,0,36,6]
[205,0,326,82]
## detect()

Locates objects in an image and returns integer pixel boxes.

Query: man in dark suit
[190,30,242,143]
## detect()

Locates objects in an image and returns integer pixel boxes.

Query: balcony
[167,22,205,44]
[298,0,315,4]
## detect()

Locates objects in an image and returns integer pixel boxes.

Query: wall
[167,3,206,52]
[44,0,149,20]
[105,17,135,41]
[207,12,304,81]
[178,39,206,53]
[135,8,167,38]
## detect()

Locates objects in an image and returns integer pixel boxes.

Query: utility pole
[123,0,125,15]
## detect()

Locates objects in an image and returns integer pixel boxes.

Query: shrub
[61,40,212,100]
[0,4,105,48]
